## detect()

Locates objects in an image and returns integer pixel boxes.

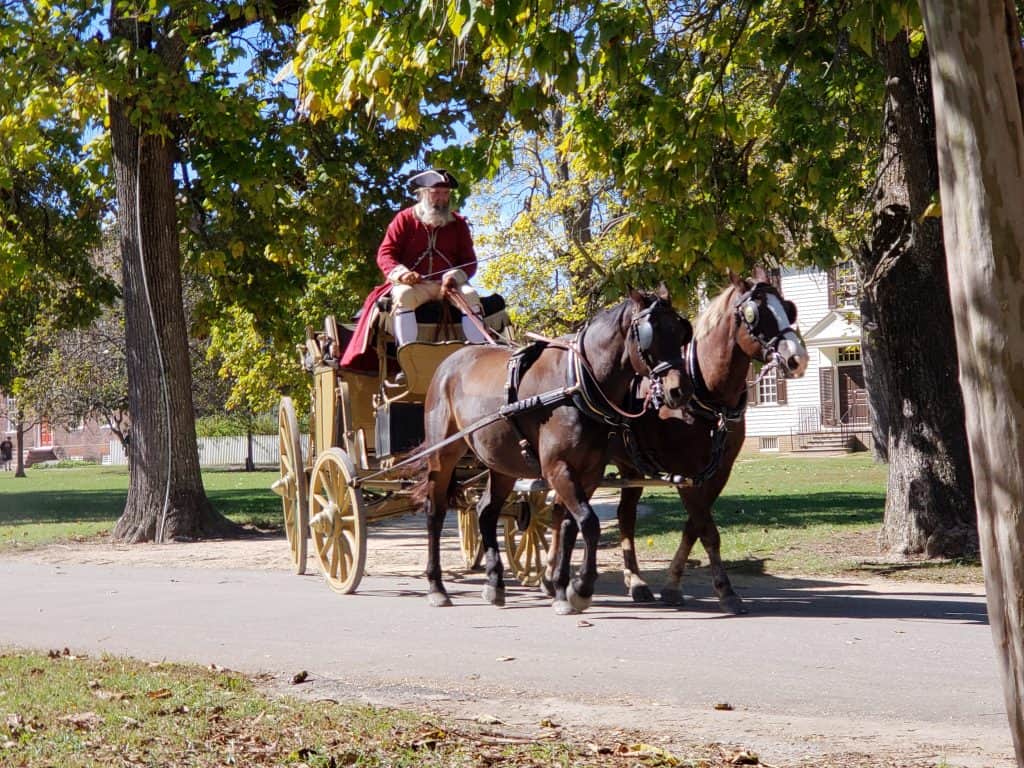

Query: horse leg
[424,445,463,608]
[547,513,579,612]
[680,489,743,614]
[698,512,746,614]
[540,501,566,598]
[660,511,699,607]
[478,471,515,606]
[546,465,601,615]
[616,485,654,602]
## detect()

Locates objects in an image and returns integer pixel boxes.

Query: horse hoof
[427,592,452,608]
[539,578,556,598]
[721,595,747,615]
[660,588,684,606]
[567,584,592,613]
[481,584,506,607]
[552,600,577,615]
[629,584,656,603]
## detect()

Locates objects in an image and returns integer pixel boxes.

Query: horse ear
[727,269,746,290]
[783,299,797,323]
[751,265,769,284]
[628,287,646,306]
[679,316,694,346]
[656,281,671,303]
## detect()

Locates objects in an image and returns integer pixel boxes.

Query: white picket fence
[106,434,308,468]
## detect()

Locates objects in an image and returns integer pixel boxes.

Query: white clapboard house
[739,263,872,454]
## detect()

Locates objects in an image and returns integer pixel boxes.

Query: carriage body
[274,297,555,595]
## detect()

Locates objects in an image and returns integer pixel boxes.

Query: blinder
[734,284,796,367]
[629,300,689,411]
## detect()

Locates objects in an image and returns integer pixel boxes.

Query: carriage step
[513,478,549,492]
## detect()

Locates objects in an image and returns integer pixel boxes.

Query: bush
[195,412,277,437]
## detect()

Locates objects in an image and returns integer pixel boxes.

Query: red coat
[340,207,477,371]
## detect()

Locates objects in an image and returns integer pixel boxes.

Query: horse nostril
[669,386,684,402]
[787,357,800,371]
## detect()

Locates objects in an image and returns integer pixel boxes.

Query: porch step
[795,432,855,453]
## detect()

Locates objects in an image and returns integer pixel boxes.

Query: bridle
[734,283,798,376]
[571,298,688,423]
[627,299,687,411]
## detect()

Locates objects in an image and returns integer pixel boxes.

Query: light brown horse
[419,288,693,614]
[610,268,809,613]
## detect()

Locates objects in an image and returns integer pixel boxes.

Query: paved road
[0,549,1012,767]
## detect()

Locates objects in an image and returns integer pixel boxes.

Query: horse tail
[407,446,461,511]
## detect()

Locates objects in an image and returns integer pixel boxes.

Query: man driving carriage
[340,168,488,372]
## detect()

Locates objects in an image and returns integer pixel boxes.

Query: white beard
[415,200,454,228]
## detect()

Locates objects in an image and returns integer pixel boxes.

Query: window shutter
[827,267,838,309]
[746,363,760,406]
[776,374,787,404]
[819,367,835,426]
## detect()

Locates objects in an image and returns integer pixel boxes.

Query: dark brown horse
[610,268,809,613]
[420,288,694,614]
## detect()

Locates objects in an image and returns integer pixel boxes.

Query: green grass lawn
[0,455,982,582]
[0,466,280,550]
[619,453,982,582]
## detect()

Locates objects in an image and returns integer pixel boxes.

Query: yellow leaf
[230,241,245,259]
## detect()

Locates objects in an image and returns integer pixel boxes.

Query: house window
[759,436,779,452]
[757,367,778,404]
[837,345,861,363]
[746,363,788,406]
[2,397,15,433]
[828,261,859,309]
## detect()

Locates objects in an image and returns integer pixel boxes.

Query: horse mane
[693,284,740,342]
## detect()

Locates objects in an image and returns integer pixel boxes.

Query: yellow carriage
[272,296,556,594]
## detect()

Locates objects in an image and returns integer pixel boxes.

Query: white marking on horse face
[764,293,808,377]
[778,334,808,377]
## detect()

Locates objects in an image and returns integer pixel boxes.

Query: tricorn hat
[407,168,459,192]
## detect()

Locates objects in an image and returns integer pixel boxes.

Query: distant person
[341,168,486,372]
[0,436,12,471]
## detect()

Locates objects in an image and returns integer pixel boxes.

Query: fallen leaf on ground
[145,688,172,700]
[474,714,503,725]
[615,742,681,764]
[714,702,734,711]
[539,718,559,728]
[59,712,102,731]
[577,620,593,628]
[495,656,515,662]
[726,749,760,765]
[291,670,309,684]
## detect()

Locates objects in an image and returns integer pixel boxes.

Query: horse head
[729,267,808,377]
[627,285,694,410]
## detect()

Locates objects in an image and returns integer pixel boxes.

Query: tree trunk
[856,33,977,558]
[14,420,25,478]
[245,424,255,472]
[857,261,890,462]
[919,1,1024,760]
[107,13,236,543]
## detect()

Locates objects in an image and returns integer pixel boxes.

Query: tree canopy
[296,0,884,295]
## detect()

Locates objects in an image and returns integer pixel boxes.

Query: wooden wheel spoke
[308,448,367,594]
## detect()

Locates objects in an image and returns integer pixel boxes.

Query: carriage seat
[365,292,511,343]
[373,292,507,322]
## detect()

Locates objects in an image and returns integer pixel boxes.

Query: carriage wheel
[273,397,307,575]
[308,448,367,594]
[457,504,484,570]
[503,491,554,587]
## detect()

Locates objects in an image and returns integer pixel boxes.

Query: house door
[838,365,868,425]
[38,420,53,447]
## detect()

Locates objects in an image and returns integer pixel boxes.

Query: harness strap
[354,382,580,486]
[569,325,651,426]
[443,285,499,346]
